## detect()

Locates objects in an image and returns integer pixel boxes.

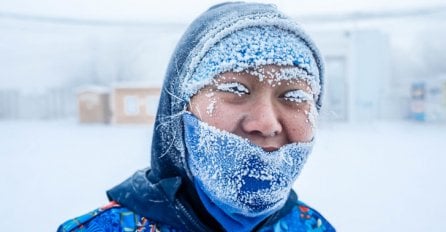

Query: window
[124,96,139,115]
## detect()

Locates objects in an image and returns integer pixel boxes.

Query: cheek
[285,109,315,142]
[190,96,240,132]
[207,101,241,132]
[190,92,219,117]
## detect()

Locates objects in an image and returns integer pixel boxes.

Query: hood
[151,1,324,182]
[108,2,324,230]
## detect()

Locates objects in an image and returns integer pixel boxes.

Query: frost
[243,66,320,98]
[283,90,313,103]
[307,104,318,128]
[278,67,321,96]
[206,98,216,116]
[216,82,249,96]
[182,23,322,103]
[184,113,313,216]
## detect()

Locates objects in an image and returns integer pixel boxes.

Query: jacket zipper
[175,198,209,232]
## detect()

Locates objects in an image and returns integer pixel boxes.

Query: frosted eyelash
[216,82,249,96]
[283,90,313,103]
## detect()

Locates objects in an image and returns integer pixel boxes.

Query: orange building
[77,87,111,124]
[111,84,161,125]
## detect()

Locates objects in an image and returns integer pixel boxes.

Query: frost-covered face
[188,65,316,150]
[185,64,317,218]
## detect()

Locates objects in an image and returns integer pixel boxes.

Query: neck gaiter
[183,113,313,231]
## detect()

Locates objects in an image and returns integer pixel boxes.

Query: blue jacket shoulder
[259,200,335,232]
[286,200,335,232]
[57,202,151,232]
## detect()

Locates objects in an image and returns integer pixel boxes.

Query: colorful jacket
[58,200,334,232]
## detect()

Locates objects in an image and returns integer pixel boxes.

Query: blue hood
[152,1,324,181]
[107,2,324,231]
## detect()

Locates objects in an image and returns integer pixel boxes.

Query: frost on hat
[182,25,322,107]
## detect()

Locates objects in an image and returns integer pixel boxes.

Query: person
[58,2,335,231]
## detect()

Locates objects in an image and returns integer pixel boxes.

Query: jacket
[58,170,334,231]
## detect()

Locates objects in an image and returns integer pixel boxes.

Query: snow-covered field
[1,119,445,231]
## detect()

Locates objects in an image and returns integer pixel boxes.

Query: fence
[0,87,76,120]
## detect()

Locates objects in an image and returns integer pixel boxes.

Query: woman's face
[189,65,316,151]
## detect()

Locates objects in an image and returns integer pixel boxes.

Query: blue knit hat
[179,8,324,110]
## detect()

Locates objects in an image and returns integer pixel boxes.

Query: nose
[241,100,282,138]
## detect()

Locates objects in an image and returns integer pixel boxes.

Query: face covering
[183,113,313,231]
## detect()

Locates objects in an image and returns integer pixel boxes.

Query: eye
[283,90,313,103]
[216,82,250,96]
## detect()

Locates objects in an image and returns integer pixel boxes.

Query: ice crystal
[184,113,313,216]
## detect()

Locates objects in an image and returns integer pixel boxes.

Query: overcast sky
[1,0,445,23]
[0,0,445,92]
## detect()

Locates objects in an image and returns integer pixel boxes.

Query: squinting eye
[216,82,250,96]
[283,90,313,103]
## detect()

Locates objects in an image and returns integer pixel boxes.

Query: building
[111,83,161,124]
[411,75,446,122]
[77,86,111,123]
[309,29,392,122]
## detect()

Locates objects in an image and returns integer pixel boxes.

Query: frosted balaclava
[182,23,323,231]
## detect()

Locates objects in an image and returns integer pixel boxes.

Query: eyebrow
[216,71,314,92]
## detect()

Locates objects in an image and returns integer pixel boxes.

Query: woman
[58,2,335,231]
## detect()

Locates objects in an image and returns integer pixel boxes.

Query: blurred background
[1,0,445,231]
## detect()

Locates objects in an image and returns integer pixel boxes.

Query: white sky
[0,0,445,92]
[1,0,445,23]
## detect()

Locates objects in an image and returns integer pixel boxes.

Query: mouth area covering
[183,112,313,231]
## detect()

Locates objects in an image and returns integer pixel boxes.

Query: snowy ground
[1,119,445,231]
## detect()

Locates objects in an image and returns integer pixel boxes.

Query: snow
[0,119,151,231]
[216,82,250,96]
[1,119,445,231]
[296,121,446,231]
[284,90,313,103]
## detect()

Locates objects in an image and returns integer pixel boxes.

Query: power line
[0,11,160,27]
[298,5,446,22]
[1,5,446,26]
